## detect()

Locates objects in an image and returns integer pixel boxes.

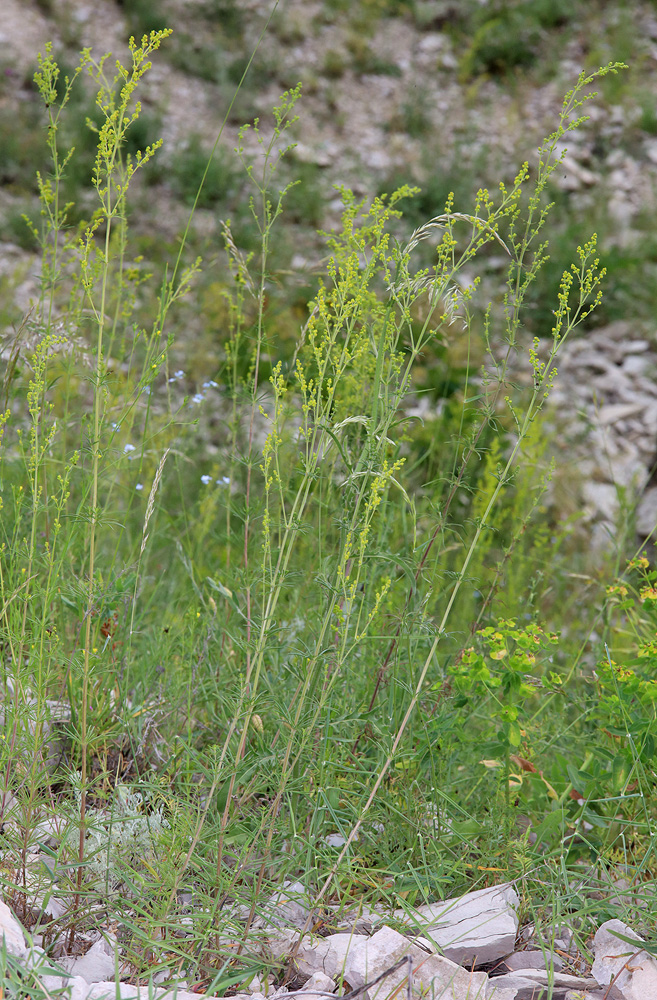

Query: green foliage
[346,35,403,77]
[323,49,347,79]
[638,88,657,135]
[170,134,240,208]
[168,33,227,82]
[199,0,244,38]
[449,618,561,817]
[1,38,650,987]
[284,160,325,226]
[0,102,50,190]
[0,202,41,249]
[117,0,171,39]
[379,143,484,235]
[460,0,578,79]
[602,555,657,775]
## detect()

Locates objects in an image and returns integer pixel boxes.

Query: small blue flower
[203,380,218,389]
[201,475,212,485]
[217,476,230,485]
[192,393,204,404]
[136,483,144,491]
[124,443,136,453]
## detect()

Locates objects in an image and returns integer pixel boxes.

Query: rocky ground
[2,874,657,999]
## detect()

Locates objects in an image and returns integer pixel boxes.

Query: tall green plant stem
[289,57,621,927]
[66,29,172,920]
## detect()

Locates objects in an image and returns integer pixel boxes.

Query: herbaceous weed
[0,38,648,989]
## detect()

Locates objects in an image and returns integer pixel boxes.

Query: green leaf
[206,575,232,599]
[508,721,522,747]
[566,763,589,792]
[607,928,657,956]
[611,753,630,793]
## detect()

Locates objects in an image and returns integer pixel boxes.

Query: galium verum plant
[0,37,635,984]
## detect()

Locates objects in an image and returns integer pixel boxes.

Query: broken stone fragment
[395,883,520,966]
[487,968,600,999]
[327,902,384,934]
[343,924,489,1000]
[261,880,313,930]
[591,919,657,1000]
[59,935,119,984]
[301,970,336,999]
[0,898,27,959]
[86,985,224,999]
[502,949,564,972]
[39,974,89,1000]
[295,932,365,978]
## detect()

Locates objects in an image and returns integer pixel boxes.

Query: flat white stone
[299,970,336,999]
[262,881,312,929]
[264,928,303,963]
[61,936,117,984]
[503,949,563,972]
[395,883,520,966]
[582,482,619,522]
[0,899,27,959]
[597,402,644,426]
[329,903,384,934]
[605,451,646,490]
[592,919,657,1000]
[296,932,365,978]
[343,925,489,1000]
[86,985,146,999]
[490,968,598,991]
[622,355,652,376]
[36,974,89,1000]
[636,487,657,536]
[86,985,223,1000]
[622,340,650,354]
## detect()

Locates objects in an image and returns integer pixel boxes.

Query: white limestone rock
[343,925,489,1000]
[87,985,225,999]
[0,898,27,959]
[60,935,118,984]
[503,949,563,972]
[263,927,302,963]
[592,919,657,1000]
[582,482,620,523]
[295,932,365,978]
[261,881,313,930]
[636,486,657,536]
[300,970,336,999]
[327,903,384,934]
[487,968,599,998]
[395,883,520,966]
[37,974,90,1000]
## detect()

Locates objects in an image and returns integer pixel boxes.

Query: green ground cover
[0,16,656,993]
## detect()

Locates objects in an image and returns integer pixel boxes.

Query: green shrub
[460,0,578,79]
[169,33,228,83]
[170,134,240,208]
[116,0,170,39]
[198,0,244,38]
[0,105,49,191]
[283,160,325,226]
